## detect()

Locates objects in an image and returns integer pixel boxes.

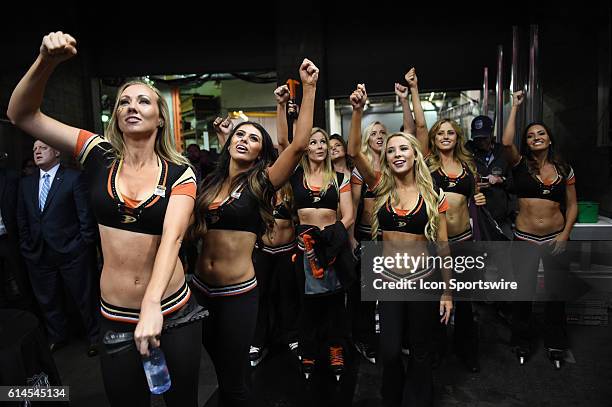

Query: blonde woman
[278,121,354,380]
[409,69,486,373]
[348,76,417,365]
[8,32,199,406]
[348,83,451,407]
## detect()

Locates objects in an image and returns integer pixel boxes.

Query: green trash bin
[577,201,599,223]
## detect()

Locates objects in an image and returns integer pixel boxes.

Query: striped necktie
[39,173,51,211]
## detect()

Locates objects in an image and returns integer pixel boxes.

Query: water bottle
[142,346,172,394]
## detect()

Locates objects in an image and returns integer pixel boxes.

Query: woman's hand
[40,31,77,65]
[394,83,408,100]
[274,84,290,104]
[213,115,233,140]
[299,58,319,88]
[512,90,525,107]
[440,292,453,325]
[474,192,487,206]
[134,301,164,356]
[550,233,568,255]
[350,84,367,111]
[405,67,418,89]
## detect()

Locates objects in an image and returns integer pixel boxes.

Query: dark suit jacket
[0,168,20,241]
[17,165,97,262]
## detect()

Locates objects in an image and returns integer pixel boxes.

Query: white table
[570,216,612,270]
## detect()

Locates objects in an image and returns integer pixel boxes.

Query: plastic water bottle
[142,346,172,394]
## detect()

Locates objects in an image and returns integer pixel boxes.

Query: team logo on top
[474,119,483,129]
[447,181,457,188]
[542,189,551,195]
[120,215,137,224]
[313,196,321,203]
[397,221,407,228]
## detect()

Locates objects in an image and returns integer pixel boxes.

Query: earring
[158,120,164,127]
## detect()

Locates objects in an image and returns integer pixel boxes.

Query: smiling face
[329,138,346,161]
[307,131,328,164]
[116,84,161,136]
[385,135,416,176]
[525,124,551,152]
[228,123,263,163]
[434,121,458,152]
[368,123,386,154]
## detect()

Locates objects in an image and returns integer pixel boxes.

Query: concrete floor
[52,303,612,407]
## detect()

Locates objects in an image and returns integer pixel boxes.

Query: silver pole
[527,24,541,124]
[496,45,504,142]
[511,26,524,147]
[511,26,519,93]
[482,67,489,117]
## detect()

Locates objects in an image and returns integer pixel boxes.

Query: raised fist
[213,115,233,138]
[299,59,319,87]
[512,90,525,107]
[40,31,77,64]
[274,85,290,104]
[349,84,367,111]
[405,68,418,89]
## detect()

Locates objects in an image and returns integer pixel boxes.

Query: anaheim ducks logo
[120,215,137,224]
[447,181,457,188]
[542,189,551,195]
[313,196,321,203]
[397,221,407,228]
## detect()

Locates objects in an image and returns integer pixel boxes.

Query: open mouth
[236,145,248,153]
[126,116,141,124]
[393,159,406,166]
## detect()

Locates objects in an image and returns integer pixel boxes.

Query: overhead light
[101,114,109,123]
[238,110,249,121]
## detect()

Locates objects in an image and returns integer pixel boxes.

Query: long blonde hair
[361,121,387,166]
[426,119,477,177]
[105,80,189,166]
[371,132,441,242]
[300,127,337,195]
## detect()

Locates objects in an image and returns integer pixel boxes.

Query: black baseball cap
[471,115,494,138]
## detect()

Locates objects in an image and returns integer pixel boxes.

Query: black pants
[449,239,478,357]
[348,267,377,346]
[299,290,349,361]
[25,246,98,343]
[197,286,258,407]
[379,300,437,407]
[252,247,300,346]
[99,297,202,407]
[511,237,569,349]
[348,231,378,348]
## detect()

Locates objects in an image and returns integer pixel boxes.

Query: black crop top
[273,201,292,220]
[74,131,196,236]
[512,156,575,203]
[430,164,474,198]
[290,167,351,211]
[377,189,448,235]
[205,183,263,235]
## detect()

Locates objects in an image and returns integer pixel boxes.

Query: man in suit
[17,140,99,356]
